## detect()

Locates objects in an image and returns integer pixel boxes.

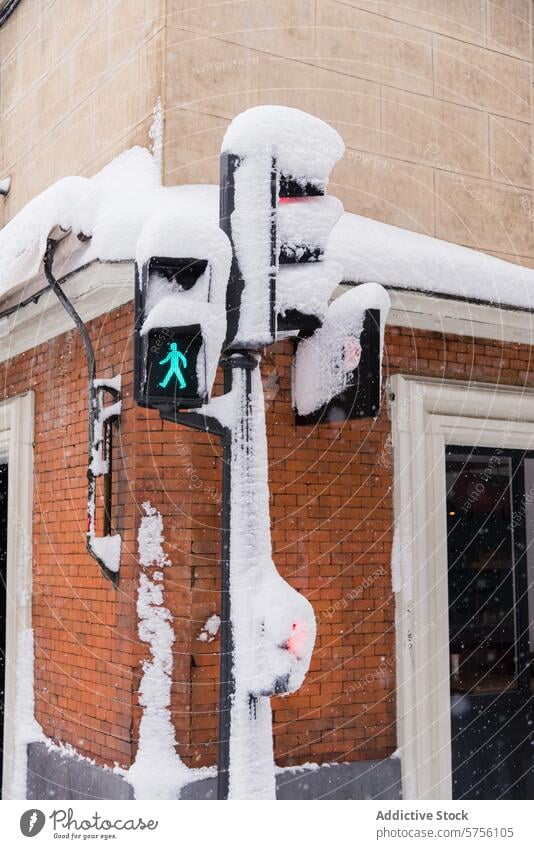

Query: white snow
[275,761,321,774]
[293,282,391,416]
[227,357,316,800]
[197,613,221,643]
[0,175,92,297]
[226,150,275,345]
[222,106,345,346]
[137,501,170,569]
[278,195,343,262]
[276,260,343,322]
[149,98,163,174]
[327,211,534,311]
[89,534,121,574]
[93,374,122,392]
[129,502,211,799]
[135,208,230,283]
[2,135,534,316]
[222,105,345,188]
[391,512,414,602]
[0,146,219,300]
[87,383,122,568]
[9,628,45,799]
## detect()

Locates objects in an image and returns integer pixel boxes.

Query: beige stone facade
[0,0,165,223]
[1,1,533,267]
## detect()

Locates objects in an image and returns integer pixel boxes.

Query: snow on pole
[225,356,315,800]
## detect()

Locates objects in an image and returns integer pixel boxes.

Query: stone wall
[163,0,534,266]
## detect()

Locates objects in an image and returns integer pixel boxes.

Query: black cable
[0,0,22,28]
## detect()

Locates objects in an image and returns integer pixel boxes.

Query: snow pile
[0,176,92,297]
[278,195,343,262]
[221,105,345,346]
[327,212,534,310]
[137,501,168,569]
[222,105,345,187]
[197,613,221,643]
[138,210,231,398]
[89,535,121,575]
[3,134,534,314]
[128,502,191,799]
[250,564,316,697]
[9,628,45,799]
[276,259,343,323]
[0,146,219,300]
[293,282,391,417]
[89,387,121,476]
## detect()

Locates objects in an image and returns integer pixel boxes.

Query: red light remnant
[286,620,308,658]
[278,196,315,204]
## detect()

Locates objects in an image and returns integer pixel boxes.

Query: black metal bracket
[44,238,122,586]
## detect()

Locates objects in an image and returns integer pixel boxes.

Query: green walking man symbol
[158,341,188,389]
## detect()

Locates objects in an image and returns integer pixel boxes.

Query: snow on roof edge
[327,211,534,312]
[1,144,534,313]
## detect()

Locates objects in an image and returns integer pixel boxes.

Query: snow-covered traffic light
[220,106,345,348]
[134,211,231,410]
[293,283,391,423]
[249,565,316,698]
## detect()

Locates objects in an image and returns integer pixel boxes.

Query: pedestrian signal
[144,325,203,404]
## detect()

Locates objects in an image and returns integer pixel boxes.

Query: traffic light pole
[161,351,273,799]
[217,354,238,801]
[217,351,277,800]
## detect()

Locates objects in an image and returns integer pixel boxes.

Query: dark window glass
[522,458,534,690]
[446,451,517,694]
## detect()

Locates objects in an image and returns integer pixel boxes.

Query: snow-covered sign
[134,210,231,409]
[293,283,391,421]
[220,105,345,348]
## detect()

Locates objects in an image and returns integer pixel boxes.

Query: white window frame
[390,374,534,800]
[0,392,34,798]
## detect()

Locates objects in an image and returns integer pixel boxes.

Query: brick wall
[2,302,533,771]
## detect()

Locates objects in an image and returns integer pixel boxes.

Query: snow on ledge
[327,213,534,312]
[1,142,534,312]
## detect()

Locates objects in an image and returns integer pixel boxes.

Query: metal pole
[217,356,234,800]
[217,352,257,799]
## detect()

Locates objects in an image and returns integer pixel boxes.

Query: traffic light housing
[292,283,390,424]
[134,256,212,409]
[247,564,316,699]
[220,106,345,349]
